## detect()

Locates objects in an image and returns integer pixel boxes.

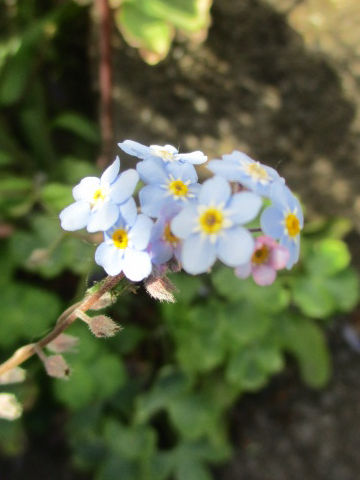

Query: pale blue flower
[171,176,262,274]
[260,182,303,268]
[95,213,153,281]
[137,159,200,218]
[148,204,182,265]
[118,139,207,165]
[59,157,138,233]
[207,150,284,197]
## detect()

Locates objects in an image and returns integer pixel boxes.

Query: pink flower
[235,236,289,286]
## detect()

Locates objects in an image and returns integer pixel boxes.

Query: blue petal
[170,205,198,239]
[150,240,173,265]
[139,185,166,217]
[260,206,284,239]
[118,140,151,160]
[120,197,137,226]
[95,243,124,276]
[123,249,152,281]
[222,150,254,163]
[87,201,119,232]
[199,176,231,206]
[137,159,167,184]
[281,236,300,269]
[166,162,198,183]
[100,156,120,186]
[271,185,303,227]
[176,150,207,165]
[206,159,239,181]
[228,192,262,224]
[217,227,254,266]
[269,182,293,208]
[181,234,217,274]
[110,169,139,204]
[59,201,90,231]
[129,214,153,250]
[72,177,100,201]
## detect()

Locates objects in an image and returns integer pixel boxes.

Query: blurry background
[0,0,360,479]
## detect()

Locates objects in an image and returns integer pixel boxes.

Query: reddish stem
[96,0,113,168]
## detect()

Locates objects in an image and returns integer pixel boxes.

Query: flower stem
[0,273,123,377]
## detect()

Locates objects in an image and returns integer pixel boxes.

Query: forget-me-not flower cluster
[59,140,303,284]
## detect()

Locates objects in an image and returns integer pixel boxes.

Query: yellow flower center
[285,213,300,238]
[112,229,128,249]
[91,188,107,209]
[199,208,224,234]
[163,223,179,245]
[252,245,270,265]
[244,162,269,182]
[168,179,188,197]
[152,147,174,161]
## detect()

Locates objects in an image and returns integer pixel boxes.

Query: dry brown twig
[0,273,123,377]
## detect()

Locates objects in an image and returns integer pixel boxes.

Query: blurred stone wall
[111,0,360,231]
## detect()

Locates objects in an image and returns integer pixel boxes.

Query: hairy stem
[0,274,123,377]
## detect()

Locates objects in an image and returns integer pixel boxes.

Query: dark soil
[217,323,360,480]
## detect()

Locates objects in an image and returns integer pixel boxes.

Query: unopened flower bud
[0,367,26,385]
[0,393,22,420]
[89,292,115,311]
[88,315,121,338]
[47,334,79,354]
[44,355,71,379]
[27,248,49,267]
[144,275,177,303]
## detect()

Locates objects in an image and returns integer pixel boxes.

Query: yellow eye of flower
[199,208,223,234]
[252,245,270,264]
[163,223,179,245]
[91,188,107,209]
[112,229,128,249]
[152,148,174,161]
[244,162,269,182]
[93,189,105,201]
[285,213,300,238]
[168,179,188,197]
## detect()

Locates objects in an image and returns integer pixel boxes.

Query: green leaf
[226,347,269,392]
[115,4,173,64]
[212,267,289,313]
[305,238,351,276]
[0,283,61,347]
[168,272,204,304]
[141,0,211,33]
[280,315,331,388]
[175,458,212,480]
[168,393,220,440]
[223,303,273,348]
[40,183,73,213]
[10,215,94,277]
[54,353,126,410]
[0,46,33,105]
[164,303,227,375]
[325,268,359,312]
[60,157,99,184]
[135,368,189,423]
[292,276,336,319]
[0,176,33,217]
[53,112,100,144]
[54,362,96,410]
[103,419,156,461]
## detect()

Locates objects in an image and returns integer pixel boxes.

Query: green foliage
[0,2,358,480]
[292,237,359,318]
[113,0,212,64]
